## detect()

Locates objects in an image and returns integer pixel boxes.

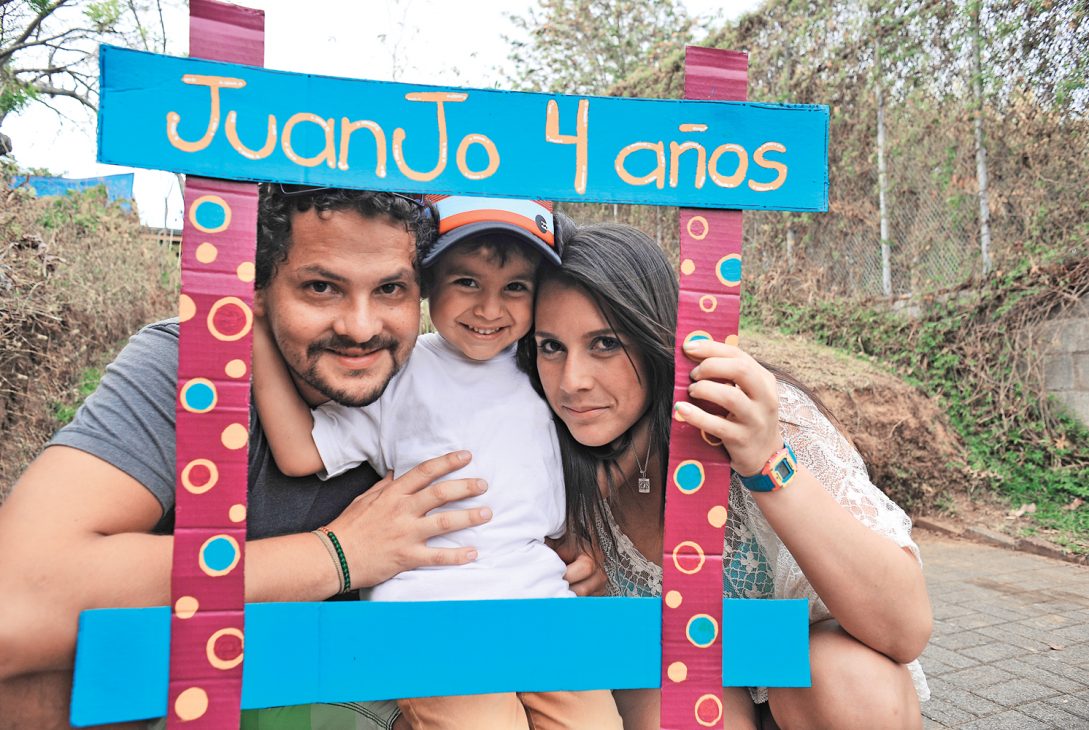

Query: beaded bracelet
[312,529,345,593]
[317,526,352,592]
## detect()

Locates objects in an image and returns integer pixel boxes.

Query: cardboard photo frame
[71,1,827,727]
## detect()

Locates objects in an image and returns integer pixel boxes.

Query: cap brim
[422,221,562,267]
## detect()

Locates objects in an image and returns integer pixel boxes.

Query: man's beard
[295,332,405,407]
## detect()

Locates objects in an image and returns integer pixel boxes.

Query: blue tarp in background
[11,173,135,212]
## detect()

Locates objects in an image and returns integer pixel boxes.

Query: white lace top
[594,382,930,704]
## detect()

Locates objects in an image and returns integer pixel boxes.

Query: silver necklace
[635,439,652,494]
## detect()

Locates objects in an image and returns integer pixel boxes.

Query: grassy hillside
[0,182,178,498]
[743,260,1089,552]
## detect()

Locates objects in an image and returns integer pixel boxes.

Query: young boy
[252,195,622,729]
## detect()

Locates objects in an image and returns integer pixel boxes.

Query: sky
[4,0,763,228]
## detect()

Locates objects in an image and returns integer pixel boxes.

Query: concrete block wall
[1040,296,1089,426]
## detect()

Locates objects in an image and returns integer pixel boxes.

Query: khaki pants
[398,690,622,730]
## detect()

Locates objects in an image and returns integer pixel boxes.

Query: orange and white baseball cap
[421,195,560,267]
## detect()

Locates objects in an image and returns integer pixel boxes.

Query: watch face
[773,459,794,482]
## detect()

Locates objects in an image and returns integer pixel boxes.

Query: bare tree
[0,0,171,128]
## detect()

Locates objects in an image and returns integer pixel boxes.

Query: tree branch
[32,82,96,111]
[34,93,83,125]
[22,64,79,76]
[155,0,167,53]
[2,25,100,62]
[125,0,149,51]
[2,0,70,60]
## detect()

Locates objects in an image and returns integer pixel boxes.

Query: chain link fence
[745,104,1087,300]
[584,0,1089,302]
[564,99,1087,301]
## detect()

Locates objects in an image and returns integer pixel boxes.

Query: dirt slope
[742,328,982,515]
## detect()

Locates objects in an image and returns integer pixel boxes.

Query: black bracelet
[319,526,351,592]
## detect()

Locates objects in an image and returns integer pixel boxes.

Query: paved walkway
[917,531,1089,729]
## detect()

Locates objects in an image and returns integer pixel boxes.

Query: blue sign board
[98,46,828,211]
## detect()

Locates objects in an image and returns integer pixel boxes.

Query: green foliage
[36,186,116,234]
[744,260,1089,550]
[0,74,39,117]
[53,367,104,425]
[85,0,123,32]
[0,176,179,497]
[504,0,696,94]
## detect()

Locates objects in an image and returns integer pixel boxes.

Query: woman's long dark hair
[519,218,678,551]
[520,216,852,556]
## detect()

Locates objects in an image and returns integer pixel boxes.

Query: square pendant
[638,477,651,494]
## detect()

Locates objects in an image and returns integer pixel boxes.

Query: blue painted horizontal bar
[98,46,828,211]
[723,599,811,688]
[71,597,808,726]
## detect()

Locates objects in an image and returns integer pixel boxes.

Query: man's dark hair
[420,234,544,298]
[517,213,852,558]
[256,185,437,289]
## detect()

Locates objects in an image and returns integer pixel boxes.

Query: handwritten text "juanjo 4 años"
[166,75,789,195]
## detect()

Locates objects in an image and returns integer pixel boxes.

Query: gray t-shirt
[48,319,380,538]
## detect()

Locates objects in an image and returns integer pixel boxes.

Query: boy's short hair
[420,196,560,266]
[421,234,543,297]
[418,196,560,298]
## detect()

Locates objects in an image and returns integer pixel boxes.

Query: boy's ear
[253,289,266,318]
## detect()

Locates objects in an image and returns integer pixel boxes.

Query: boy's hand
[327,450,492,589]
[548,535,607,596]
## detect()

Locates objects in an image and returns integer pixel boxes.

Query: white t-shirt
[312,332,572,601]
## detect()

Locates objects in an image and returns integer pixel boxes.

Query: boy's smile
[428,241,538,361]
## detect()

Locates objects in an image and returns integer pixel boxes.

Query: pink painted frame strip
[659,47,748,729]
[167,2,263,727]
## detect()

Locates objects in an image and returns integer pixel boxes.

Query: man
[0,186,601,729]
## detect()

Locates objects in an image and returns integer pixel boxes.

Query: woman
[519,220,932,730]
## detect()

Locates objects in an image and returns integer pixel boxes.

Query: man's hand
[327,450,491,590]
[548,535,607,597]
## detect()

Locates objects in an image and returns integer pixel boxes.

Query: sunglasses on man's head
[275,184,433,219]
